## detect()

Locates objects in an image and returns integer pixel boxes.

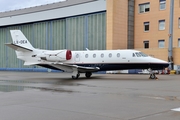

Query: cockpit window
[132,53,136,57]
[134,52,148,57]
[135,52,141,57]
[139,52,148,57]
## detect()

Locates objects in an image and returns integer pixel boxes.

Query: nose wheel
[148,68,158,80]
[149,73,156,79]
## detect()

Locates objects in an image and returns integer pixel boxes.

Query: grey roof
[0,0,97,18]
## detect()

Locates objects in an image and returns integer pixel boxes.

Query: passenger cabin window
[109,53,112,58]
[101,53,104,58]
[117,53,120,57]
[85,54,88,58]
[93,54,96,58]
[76,54,79,58]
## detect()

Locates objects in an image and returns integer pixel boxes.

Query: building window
[159,20,165,30]
[178,18,180,28]
[139,3,150,13]
[144,22,149,31]
[158,40,165,48]
[144,41,149,49]
[178,38,180,47]
[160,0,166,10]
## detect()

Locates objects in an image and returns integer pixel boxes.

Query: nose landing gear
[148,68,158,80]
[149,73,158,80]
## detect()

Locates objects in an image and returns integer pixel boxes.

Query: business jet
[5,30,169,79]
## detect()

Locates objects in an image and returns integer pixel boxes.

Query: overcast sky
[0,0,66,12]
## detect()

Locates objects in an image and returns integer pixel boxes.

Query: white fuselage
[17,49,169,71]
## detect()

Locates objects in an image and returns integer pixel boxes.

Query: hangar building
[0,0,179,71]
[0,0,108,71]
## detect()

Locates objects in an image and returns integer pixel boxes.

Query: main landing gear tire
[149,73,158,80]
[72,73,80,79]
[85,72,92,78]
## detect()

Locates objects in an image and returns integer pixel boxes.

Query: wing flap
[50,63,100,73]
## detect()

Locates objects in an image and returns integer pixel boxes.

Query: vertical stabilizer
[10,30,34,51]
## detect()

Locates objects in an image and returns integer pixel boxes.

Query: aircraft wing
[50,63,100,73]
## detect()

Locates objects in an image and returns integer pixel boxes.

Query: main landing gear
[85,72,92,78]
[148,68,158,80]
[72,73,80,79]
[72,72,92,79]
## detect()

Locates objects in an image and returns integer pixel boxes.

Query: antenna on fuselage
[86,48,90,51]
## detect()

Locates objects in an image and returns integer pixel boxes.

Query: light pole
[168,0,174,70]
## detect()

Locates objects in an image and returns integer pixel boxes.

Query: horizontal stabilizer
[24,62,41,65]
[5,43,33,52]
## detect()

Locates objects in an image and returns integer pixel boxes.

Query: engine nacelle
[37,50,72,62]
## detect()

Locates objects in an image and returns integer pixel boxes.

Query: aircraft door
[75,53,80,62]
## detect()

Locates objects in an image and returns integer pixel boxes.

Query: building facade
[134,0,180,66]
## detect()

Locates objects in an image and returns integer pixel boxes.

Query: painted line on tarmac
[171,107,180,112]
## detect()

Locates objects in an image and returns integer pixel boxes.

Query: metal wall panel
[0,12,106,70]
[0,28,7,68]
[88,13,106,50]
[66,16,85,50]
[51,19,66,50]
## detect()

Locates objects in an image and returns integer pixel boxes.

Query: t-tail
[5,30,35,52]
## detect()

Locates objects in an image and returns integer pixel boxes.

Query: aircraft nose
[150,58,169,70]
[161,62,169,68]
[159,60,169,67]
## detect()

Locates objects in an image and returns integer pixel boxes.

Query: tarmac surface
[0,71,180,120]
